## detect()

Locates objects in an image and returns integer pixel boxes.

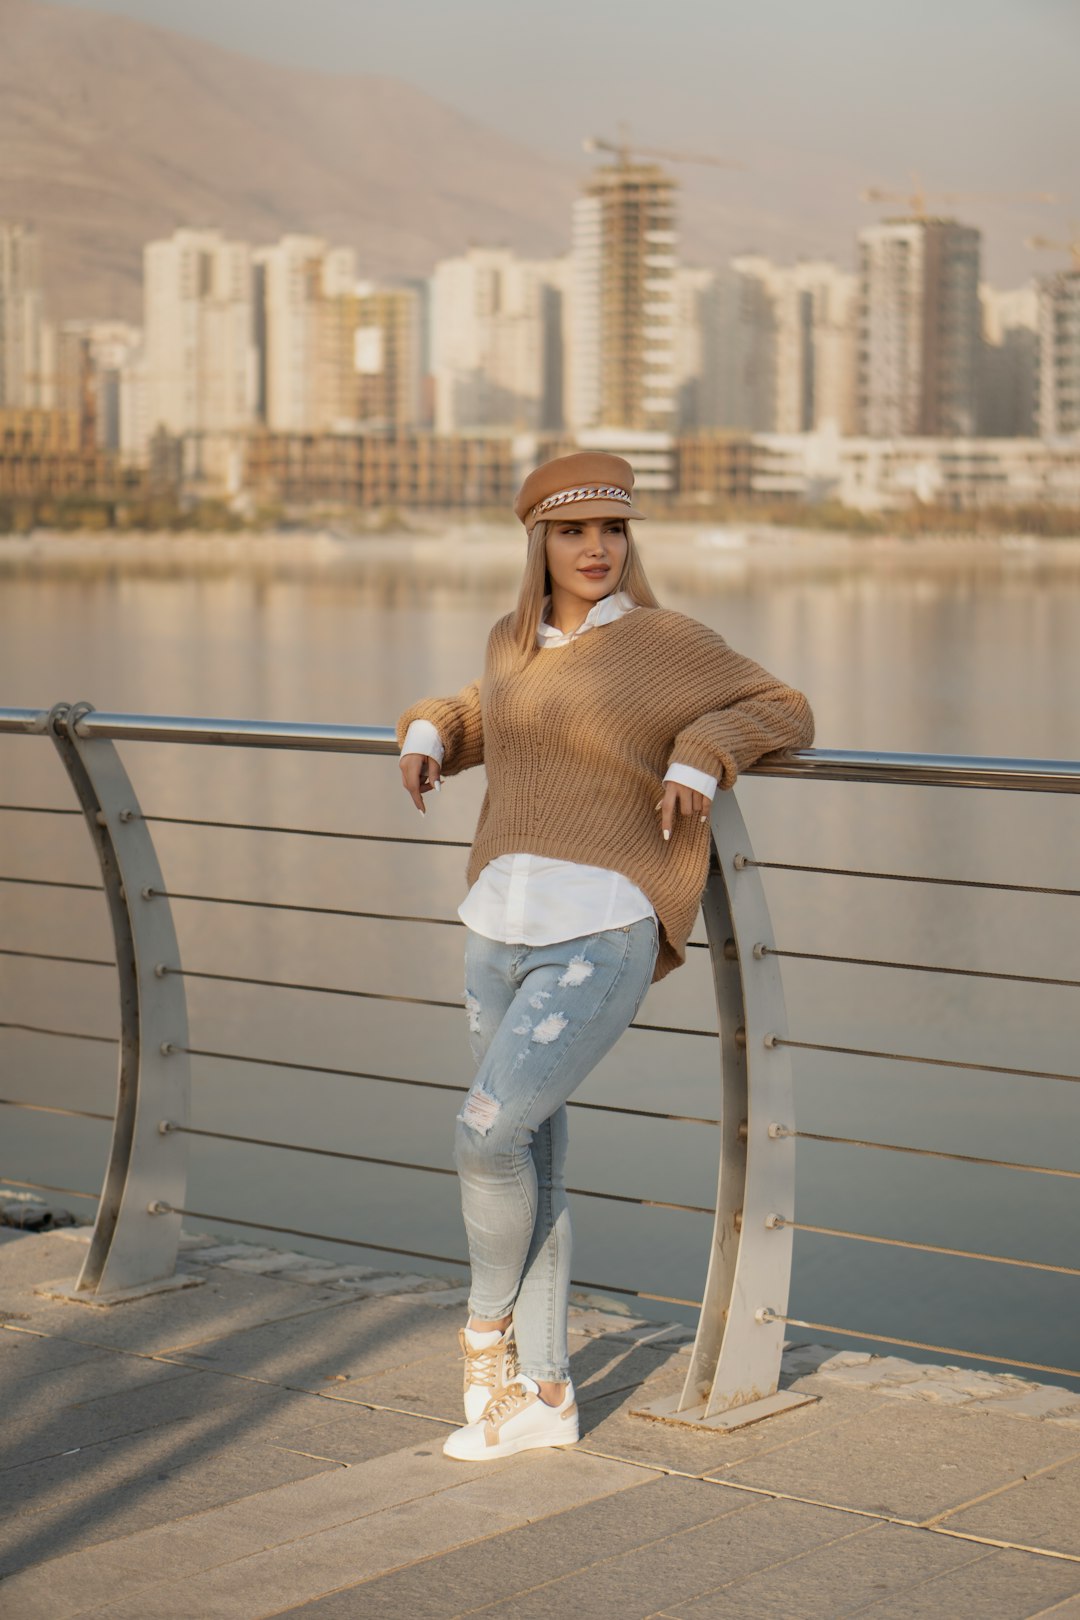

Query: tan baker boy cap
[514,452,646,533]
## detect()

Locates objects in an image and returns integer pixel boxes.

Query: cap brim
[528,497,645,530]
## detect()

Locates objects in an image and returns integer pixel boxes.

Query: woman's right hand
[400,753,442,815]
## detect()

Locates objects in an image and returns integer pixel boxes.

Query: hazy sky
[48,0,1080,280]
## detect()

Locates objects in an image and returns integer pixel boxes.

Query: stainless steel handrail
[3,707,1080,793]
[2,701,1078,1421]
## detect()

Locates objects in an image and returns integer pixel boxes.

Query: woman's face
[545,518,628,606]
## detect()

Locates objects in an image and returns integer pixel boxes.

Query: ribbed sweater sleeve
[395,678,484,776]
[668,616,814,789]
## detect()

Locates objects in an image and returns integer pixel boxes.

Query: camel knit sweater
[397,607,813,982]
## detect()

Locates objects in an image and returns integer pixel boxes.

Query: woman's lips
[580,567,609,577]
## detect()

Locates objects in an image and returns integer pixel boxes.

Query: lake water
[1,524,1078,1387]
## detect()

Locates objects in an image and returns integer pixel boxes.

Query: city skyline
[22,0,1080,287]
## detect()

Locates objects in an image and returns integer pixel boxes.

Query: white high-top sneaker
[460,1324,518,1424]
[443,1375,579,1461]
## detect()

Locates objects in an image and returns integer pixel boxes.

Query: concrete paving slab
[0,1231,95,1297]
[269,1474,749,1619]
[2,1257,352,1357]
[400,1497,873,1620]
[660,1519,986,1619]
[0,1329,108,1381]
[942,1454,1080,1556]
[169,1291,464,1386]
[827,1547,1080,1619]
[258,1403,443,1466]
[707,1403,1080,1524]
[0,1443,337,1578]
[0,1440,570,1617]
[88,1452,649,1620]
[0,1338,193,1433]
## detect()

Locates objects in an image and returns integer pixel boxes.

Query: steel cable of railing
[735,855,1080,900]
[147,1201,702,1309]
[768,1034,1080,1085]
[0,1098,112,1124]
[759,945,1080,992]
[0,1026,723,1125]
[165,965,716,1039]
[775,1127,1080,1181]
[0,1175,98,1202]
[156,1121,716,1216]
[768,1315,1080,1383]
[761,1216,1080,1278]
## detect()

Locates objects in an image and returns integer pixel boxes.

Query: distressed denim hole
[464,991,482,1034]
[531,1013,568,1045]
[528,990,552,1010]
[459,1086,501,1135]
[557,955,594,989]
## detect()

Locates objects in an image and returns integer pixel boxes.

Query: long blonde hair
[510,519,661,661]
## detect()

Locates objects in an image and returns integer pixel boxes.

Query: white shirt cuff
[401,719,445,765]
[664,762,718,800]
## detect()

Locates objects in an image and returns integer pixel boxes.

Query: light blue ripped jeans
[456,917,659,1384]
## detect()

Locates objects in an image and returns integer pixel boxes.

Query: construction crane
[583,127,743,171]
[861,173,1056,219]
[1027,229,1080,271]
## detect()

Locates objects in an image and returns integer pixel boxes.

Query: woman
[398,452,813,1462]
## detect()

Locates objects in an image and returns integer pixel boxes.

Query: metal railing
[1,701,1078,1429]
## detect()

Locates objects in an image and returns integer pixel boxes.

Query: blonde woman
[398,453,813,1462]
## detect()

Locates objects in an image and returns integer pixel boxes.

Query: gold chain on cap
[529,485,632,522]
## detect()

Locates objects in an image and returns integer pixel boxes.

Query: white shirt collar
[537,590,637,648]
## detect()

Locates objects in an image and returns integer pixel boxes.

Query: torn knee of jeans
[512,1018,532,1036]
[458,1085,501,1135]
[528,989,552,1010]
[531,1012,568,1045]
[557,955,594,989]
[464,990,482,1034]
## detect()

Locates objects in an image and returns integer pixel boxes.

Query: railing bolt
[767,1122,792,1140]
[763,1032,779,1049]
[147,1201,171,1216]
[734,1026,747,1048]
[733,1209,743,1232]
[154,963,169,979]
[94,810,107,827]
[722,938,738,961]
[765,1213,787,1230]
[733,853,747,870]
[140,885,156,900]
[752,942,769,959]
[158,1119,178,1134]
[736,1118,748,1144]
[118,808,135,824]
[755,1307,778,1325]
[160,1041,176,1056]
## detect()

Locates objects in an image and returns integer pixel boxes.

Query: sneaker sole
[442,1428,580,1462]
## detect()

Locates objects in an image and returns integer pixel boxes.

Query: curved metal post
[636,788,813,1430]
[43,701,193,1301]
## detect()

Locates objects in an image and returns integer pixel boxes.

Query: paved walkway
[2,1226,1079,1619]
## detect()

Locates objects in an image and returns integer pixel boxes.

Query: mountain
[0,0,585,319]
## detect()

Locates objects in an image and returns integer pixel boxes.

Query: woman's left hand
[655,782,711,844]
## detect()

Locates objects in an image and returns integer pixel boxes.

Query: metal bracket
[634,790,811,1429]
[45,700,195,1299]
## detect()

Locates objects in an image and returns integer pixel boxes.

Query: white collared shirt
[401,592,718,945]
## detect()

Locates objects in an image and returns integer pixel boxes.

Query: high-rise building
[857,219,981,437]
[1037,269,1080,438]
[254,236,356,432]
[978,283,1038,437]
[430,248,563,434]
[0,224,47,407]
[568,162,678,432]
[144,228,256,438]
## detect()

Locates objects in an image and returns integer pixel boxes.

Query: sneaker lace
[462,1334,518,1390]
[483,1380,532,1425]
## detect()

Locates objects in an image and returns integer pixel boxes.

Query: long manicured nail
[700,814,708,823]
[654,800,663,812]
[434,780,441,793]
[662,828,670,842]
